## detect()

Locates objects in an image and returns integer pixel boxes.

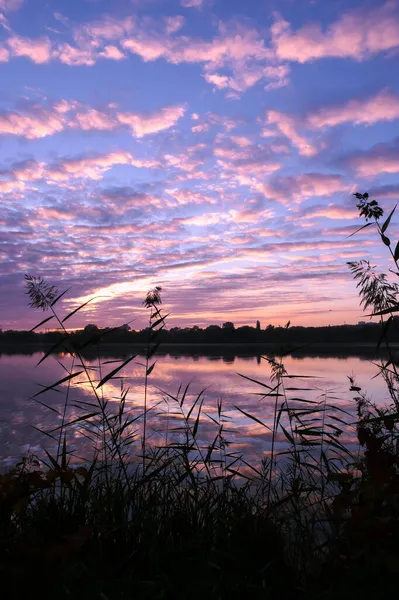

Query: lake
[0,347,393,469]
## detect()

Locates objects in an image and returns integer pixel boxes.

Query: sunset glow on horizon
[1,0,399,330]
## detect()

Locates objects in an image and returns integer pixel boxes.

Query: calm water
[0,349,393,468]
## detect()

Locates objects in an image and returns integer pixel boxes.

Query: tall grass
[1,193,399,598]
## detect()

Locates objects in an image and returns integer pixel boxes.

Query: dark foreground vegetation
[2,193,399,599]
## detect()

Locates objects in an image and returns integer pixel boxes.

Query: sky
[0,0,399,331]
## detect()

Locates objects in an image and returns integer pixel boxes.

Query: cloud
[117,104,186,137]
[266,110,316,156]
[0,0,23,12]
[74,108,116,131]
[0,179,25,193]
[368,184,399,200]
[76,16,135,41]
[298,204,358,220]
[46,151,155,181]
[165,15,185,34]
[56,43,95,66]
[0,105,67,138]
[181,0,206,7]
[272,2,399,63]
[0,47,9,61]
[262,173,353,205]
[7,35,52,63]
[0,99,186,139]
[231,136,252,147]
[0,12,288,93]
[214,143,281,182]
[1,152,160,190]
[348,141,399,177]
[165,188,217,205]
[263,64,290,89]
[121,19,287,93]
[308,89,399,129]
[99,45,126,60]
[191,123,210,133]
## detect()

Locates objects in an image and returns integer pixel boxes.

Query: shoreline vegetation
[2,194,399,599]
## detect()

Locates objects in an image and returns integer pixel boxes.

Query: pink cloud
[231,136,252,147]
[272,2,399,63]
[0,0,23,12]
[263,64,290,89]
[165,15,185,34]
[46,151,159,182]
[165,188,217,205]
[180,0,206,7]
[0,179,25,193]
[121,36,171,62]
[2,152,159,188]
[308,89,399,128]
[191,123,210,133]
[99,45,126,60]
[0,46,9,61]
[0,106,66,139]
[56,43,95,66]
[74,108,116,131]
[299,204,359,220]
[121,20,285,93]
[262,173,353,204]
[215,144,281,179]
[180,212,223,226]
[117,104,185,137]
[204,72,229,89]
[0,99,186,140]
[46,152,135,181]
[349,144,399,177]
[76,16,135,41]
[266,110,316,156]
[7,35,52,63]
[53,99,78,114]
[8,159,46,181]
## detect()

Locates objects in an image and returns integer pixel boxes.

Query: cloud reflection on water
[0,350,390,468]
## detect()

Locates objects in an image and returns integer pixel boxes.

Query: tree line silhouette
[1,319,398,347]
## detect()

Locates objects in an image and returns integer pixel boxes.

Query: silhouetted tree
[84,324,99,333]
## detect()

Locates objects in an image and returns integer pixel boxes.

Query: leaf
[49,412,100,433]
[30,315,54,333]
[376,315,393,350]
[147,341,161,360]
[187,389,207,420]
[234,405,271,430]
[62,298,95,323]
[146,361,157,376]
[51,287,72,307]
[236,372,272,390]
[381,234,391,246]
[346,221,374,239]
[192,399,204,438]
[150,314,169,329]
[381,204,397,233]
[370,304,399,317]
[96,354,137,388]
[280,424,295,445]
[33,371,84,397]
[37,335,70,365]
